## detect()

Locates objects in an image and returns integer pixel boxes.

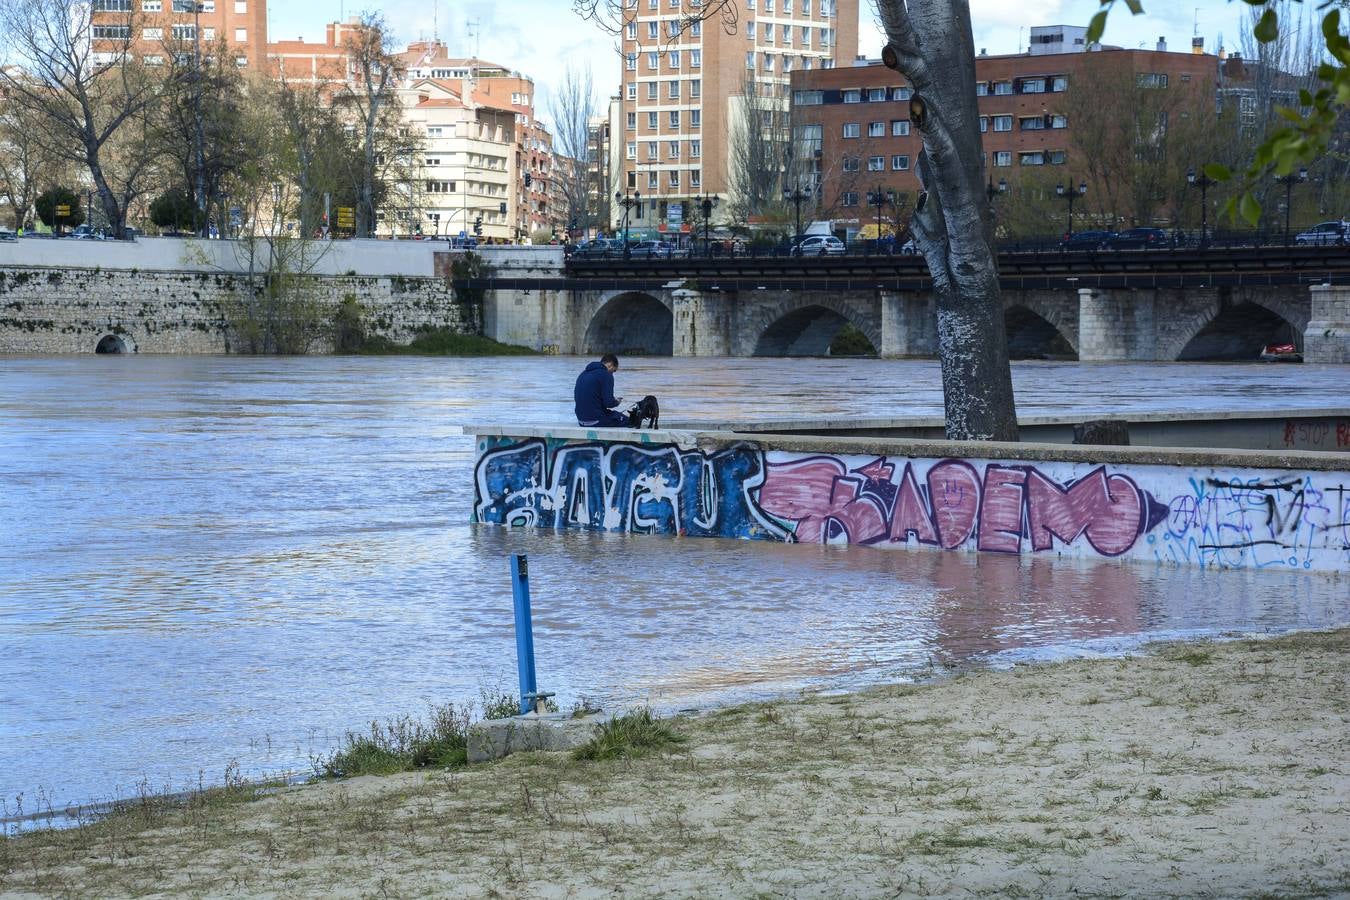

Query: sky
[268,1,1261,126]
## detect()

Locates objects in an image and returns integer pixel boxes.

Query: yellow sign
[54,205,71,217]
[335,206,355,227]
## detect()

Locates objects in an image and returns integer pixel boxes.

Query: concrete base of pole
[467,711,607,763]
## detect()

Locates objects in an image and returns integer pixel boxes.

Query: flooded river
[2,355,1347,816]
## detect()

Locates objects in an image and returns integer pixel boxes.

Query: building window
[94,0,131,8]
[669,110,680,127]
[1049,114,1067,129]
[626,22,637,39]
[891,154,909,170]
[794,90,823,105]
[891,86,911,101]
[691,50,701,68]
[1019,116,1044,130]
[647,141,658,159]
[891,119,909,136]
[1019,78,1045,94]
[626,53,637,71]
[143,27,163,40]
[426,126,443,137]
[627,83,637,99]
[142,0,161,9]
[746,52,755,69]
[842,122,860,138]
[1020,151,1045,166]
[234,28,247,42]
[992,115,1012,132]
[426,180,456,193]
[747,22,756,40]
[648,171,658,187]
[627,112,636,130]
[979,116,988,133]
[763,53,773,71]
[868,155,884,171]
[843,89,860,103]
[647,81,658,99]
[691,170,701,187]
[690,79,701,98]
[867,87,885,101]
[842,156,859,171]
[93,25,132,39]
[841,191,859,206]
[668,50,680,67]
[647,111,658,129]
[626,142,637,159]
[993,80,1013,95]
[975,81,988,96]
[647,52,659,69]
[994,151,1012,166]
[669,80,680,98]
[867,121,884,137]
[691,21,701,36]
[782,24,792,44]
[1137,73,1168,88]
[425,156,441,166]
[691,140,701,157]
[1050,75,1068,92]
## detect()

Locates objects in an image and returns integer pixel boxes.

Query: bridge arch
[581,291,673,356]
[1162,289,1309,361]
[1002,293,1078,360]
[745,294,881,357]
[95,333,135,354]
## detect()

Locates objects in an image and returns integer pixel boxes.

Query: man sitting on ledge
[574,353,628,428]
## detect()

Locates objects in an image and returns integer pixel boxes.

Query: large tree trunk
[879,0,1018,441]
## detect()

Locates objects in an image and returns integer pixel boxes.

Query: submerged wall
[471,428,1350,573]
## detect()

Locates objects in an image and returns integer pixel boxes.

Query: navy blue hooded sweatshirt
[574,361,622,425]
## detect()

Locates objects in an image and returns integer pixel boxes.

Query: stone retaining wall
[0,266,475,354]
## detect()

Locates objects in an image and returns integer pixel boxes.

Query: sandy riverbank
[3,628,1348,898]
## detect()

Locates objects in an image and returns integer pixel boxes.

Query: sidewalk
[3,629,1348,897]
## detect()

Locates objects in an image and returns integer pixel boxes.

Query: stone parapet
[1305,283,1350,364]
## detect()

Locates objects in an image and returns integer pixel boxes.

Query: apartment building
[91,0,268,70]
[400,43,560,240]
[790,39,1216,234]
[614,0,860,238]
[267,19,365,89]
[398,80,515,242]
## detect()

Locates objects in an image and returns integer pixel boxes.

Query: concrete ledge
[465,424,1350,472]
[467,712,606,763]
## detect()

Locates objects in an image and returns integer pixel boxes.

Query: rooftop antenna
[1193,8,1200,36]
[433,2,439,42]
[467,17,481,59]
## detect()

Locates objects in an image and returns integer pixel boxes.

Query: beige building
[614,0,860,238]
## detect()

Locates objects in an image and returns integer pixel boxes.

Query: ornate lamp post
[1273,166,1308,245]
[867,187,890,252]
[1055,178,1087,240]
[1186,167,1218,248]
[985,176,1007,204]
[614,187,641,259]
[693,191,718,255]
[783,184,810,248]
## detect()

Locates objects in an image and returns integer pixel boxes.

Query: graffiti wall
[473,436,1350,572]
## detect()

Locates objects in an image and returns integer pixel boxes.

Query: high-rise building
[614,0,860,239]
[91,0,268,71]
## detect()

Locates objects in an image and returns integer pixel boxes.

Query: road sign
[54,205,71,217]
[667,203,683,226]
[335,206,355,229]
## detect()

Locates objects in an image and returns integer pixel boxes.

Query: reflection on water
[0,355,1346,812]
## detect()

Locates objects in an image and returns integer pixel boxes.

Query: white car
[793,235,846,257]
[1294,221,1348,246]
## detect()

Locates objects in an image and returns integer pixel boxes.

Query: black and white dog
[625,395,660,429]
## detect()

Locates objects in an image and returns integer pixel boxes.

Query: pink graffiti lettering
[1026,467,1144,557]
[927,460,981,550]
[888,463,939,545]
[978,466,1028,553]
[758,457,888,544]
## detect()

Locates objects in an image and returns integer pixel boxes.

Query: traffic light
[524,173,532,188]
[473,215,483,236]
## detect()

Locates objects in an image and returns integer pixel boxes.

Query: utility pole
[193,1,207,238]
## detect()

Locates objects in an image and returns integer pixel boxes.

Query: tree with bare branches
[0,0,164,239]
[333,13,403,238]
[549,64,598,237]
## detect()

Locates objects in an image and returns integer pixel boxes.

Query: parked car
[792,235,846,257]
[448,236,479,250]
[1293,220,1348,246]
[1107,227,1168,250]
[1060,230,1115,251]
[570,238,623,259]
[0,229,16,242]
[627,240,680,258]
[71,225,108,241]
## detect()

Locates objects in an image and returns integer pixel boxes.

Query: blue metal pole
[510,554,538,716]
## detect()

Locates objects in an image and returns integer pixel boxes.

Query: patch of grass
[1173,649,1214,667]
[355,328,537,356]
[572,709,687,761]
[315,703,473,777]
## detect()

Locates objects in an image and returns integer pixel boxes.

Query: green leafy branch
[1087,0,1349,224]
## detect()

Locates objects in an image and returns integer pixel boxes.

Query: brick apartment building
[91,0,268,70]
[790,34,1216,236]
[613,0,860,239]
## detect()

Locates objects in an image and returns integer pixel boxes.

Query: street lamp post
[783,184,810,248]
[694,191,718,255]
[615,187,641,259]
[1055,178,1087,240]
[985,176,1007,205]
[192,1,207,239]
[867,187,889,253]
[1273,166,1308,245]
[1186,167,1218,248]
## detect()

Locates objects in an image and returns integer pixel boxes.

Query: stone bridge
[486,280,1350,363]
